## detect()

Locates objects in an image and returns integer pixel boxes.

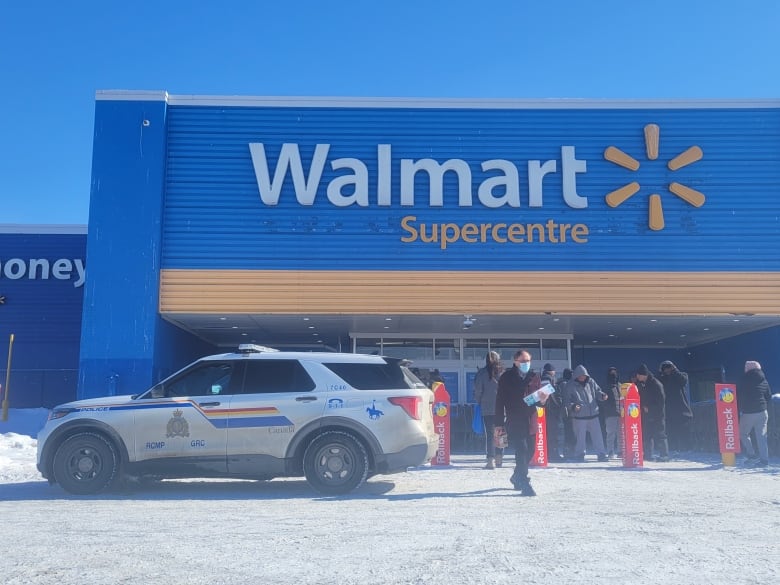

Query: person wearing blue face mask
[494,349,544,496]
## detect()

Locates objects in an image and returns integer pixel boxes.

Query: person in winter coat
[495,350,543,496]
[737,360,772,468]
[659,360,694,453]
[473,351,504,469]
[635,363,670,462]
[600,367,622,458]
[541,363,565,462]
[557,368,576,458]
[564,365,608,462]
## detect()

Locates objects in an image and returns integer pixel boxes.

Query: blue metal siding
[162,105,780,271]
[0,232,85,407]
[0,233,84,351]
[79,99,169,400]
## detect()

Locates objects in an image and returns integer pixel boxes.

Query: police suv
[37,345,439,495]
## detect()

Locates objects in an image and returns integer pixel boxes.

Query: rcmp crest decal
[166,409,190,438]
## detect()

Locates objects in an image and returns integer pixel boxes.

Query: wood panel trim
[160,270,780,315]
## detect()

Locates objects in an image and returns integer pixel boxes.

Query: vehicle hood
[55,395,138,409]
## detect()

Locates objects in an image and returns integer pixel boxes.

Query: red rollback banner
[715,383,740,454]
[621,383,643,468]
[430,381,451,466]
[618,383,631,459]
[529,406,548,467]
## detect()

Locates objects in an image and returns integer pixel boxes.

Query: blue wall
[79,98,170,398]
[162,103,780,272]
[687,326,780,391]
[0,231,85,407]
[571,346,686,387]
[82,95,780,401]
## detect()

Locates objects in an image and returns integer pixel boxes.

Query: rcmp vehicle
[36,345,439,495]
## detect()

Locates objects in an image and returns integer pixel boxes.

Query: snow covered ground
[1,409,778,585]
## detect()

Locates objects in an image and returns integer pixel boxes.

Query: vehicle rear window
[323,361,411,390]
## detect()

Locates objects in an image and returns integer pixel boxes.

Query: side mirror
[151,385,165,398]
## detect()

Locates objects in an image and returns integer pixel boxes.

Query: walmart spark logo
[604,124,705,231]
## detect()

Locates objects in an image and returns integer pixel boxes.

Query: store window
[541,339,568,361]
[355,338,381,355]
[380,338,434,360]
[462,338,489,362]
[490,339,540,361]
[434,338,460,360]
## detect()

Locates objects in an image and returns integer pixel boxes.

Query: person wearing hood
[495,350,543,496]
[556,368,577,458]
[636,364,670,462]
[563,365,608,462]
[737,361,771,468]
[600,367,622,458]
[658,360,693,453]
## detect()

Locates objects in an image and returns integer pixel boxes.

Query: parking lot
[1,451,778,585]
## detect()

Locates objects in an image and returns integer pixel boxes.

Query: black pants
[642,416,669,459]
[508,422,531,484]
[546,408,562,456]
[563,413,577,456]
[667,416,693,452]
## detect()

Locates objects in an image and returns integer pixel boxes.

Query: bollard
[430,381,451,466]
[715,384,740,466]
[529,406,548,467]
[622,383,644,467]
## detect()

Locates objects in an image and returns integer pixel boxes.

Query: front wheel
[303,431,369,495]
[52,432,118,495]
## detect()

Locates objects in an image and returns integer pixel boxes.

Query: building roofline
[0,224,87,234]
[95,90,780,109]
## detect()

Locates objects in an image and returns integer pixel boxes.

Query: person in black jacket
[636,363,670,462]
[557,368,576,458]
[738,360,771,467]
[600,367,622,458]
[541,363,565,462]
[658,361,694,453]
[495,350,543,496]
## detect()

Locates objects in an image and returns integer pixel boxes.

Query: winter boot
[495,453,503,468]
[519,480,536,497]
[484,457,495,469]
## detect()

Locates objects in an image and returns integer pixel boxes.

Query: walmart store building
[10,92,780,428]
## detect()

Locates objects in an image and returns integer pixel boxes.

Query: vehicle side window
[323,362,409,390]
[242,360,316,393]
[164,362,236,397]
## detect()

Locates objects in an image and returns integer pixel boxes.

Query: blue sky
[1,0,778,224]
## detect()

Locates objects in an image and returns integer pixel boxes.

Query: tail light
[388,396,421,420]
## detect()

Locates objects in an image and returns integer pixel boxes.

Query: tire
[303,431,369,495]
[52,432,118,495]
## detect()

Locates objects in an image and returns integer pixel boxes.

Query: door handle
[198,401,221,407]
[295,396,317,402]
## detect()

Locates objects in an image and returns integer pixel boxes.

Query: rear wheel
[52,432,118,495]
[303,431,369,495]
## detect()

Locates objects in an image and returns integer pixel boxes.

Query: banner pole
[1,333,15,422]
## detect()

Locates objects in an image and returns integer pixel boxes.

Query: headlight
[48,408,76,421]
